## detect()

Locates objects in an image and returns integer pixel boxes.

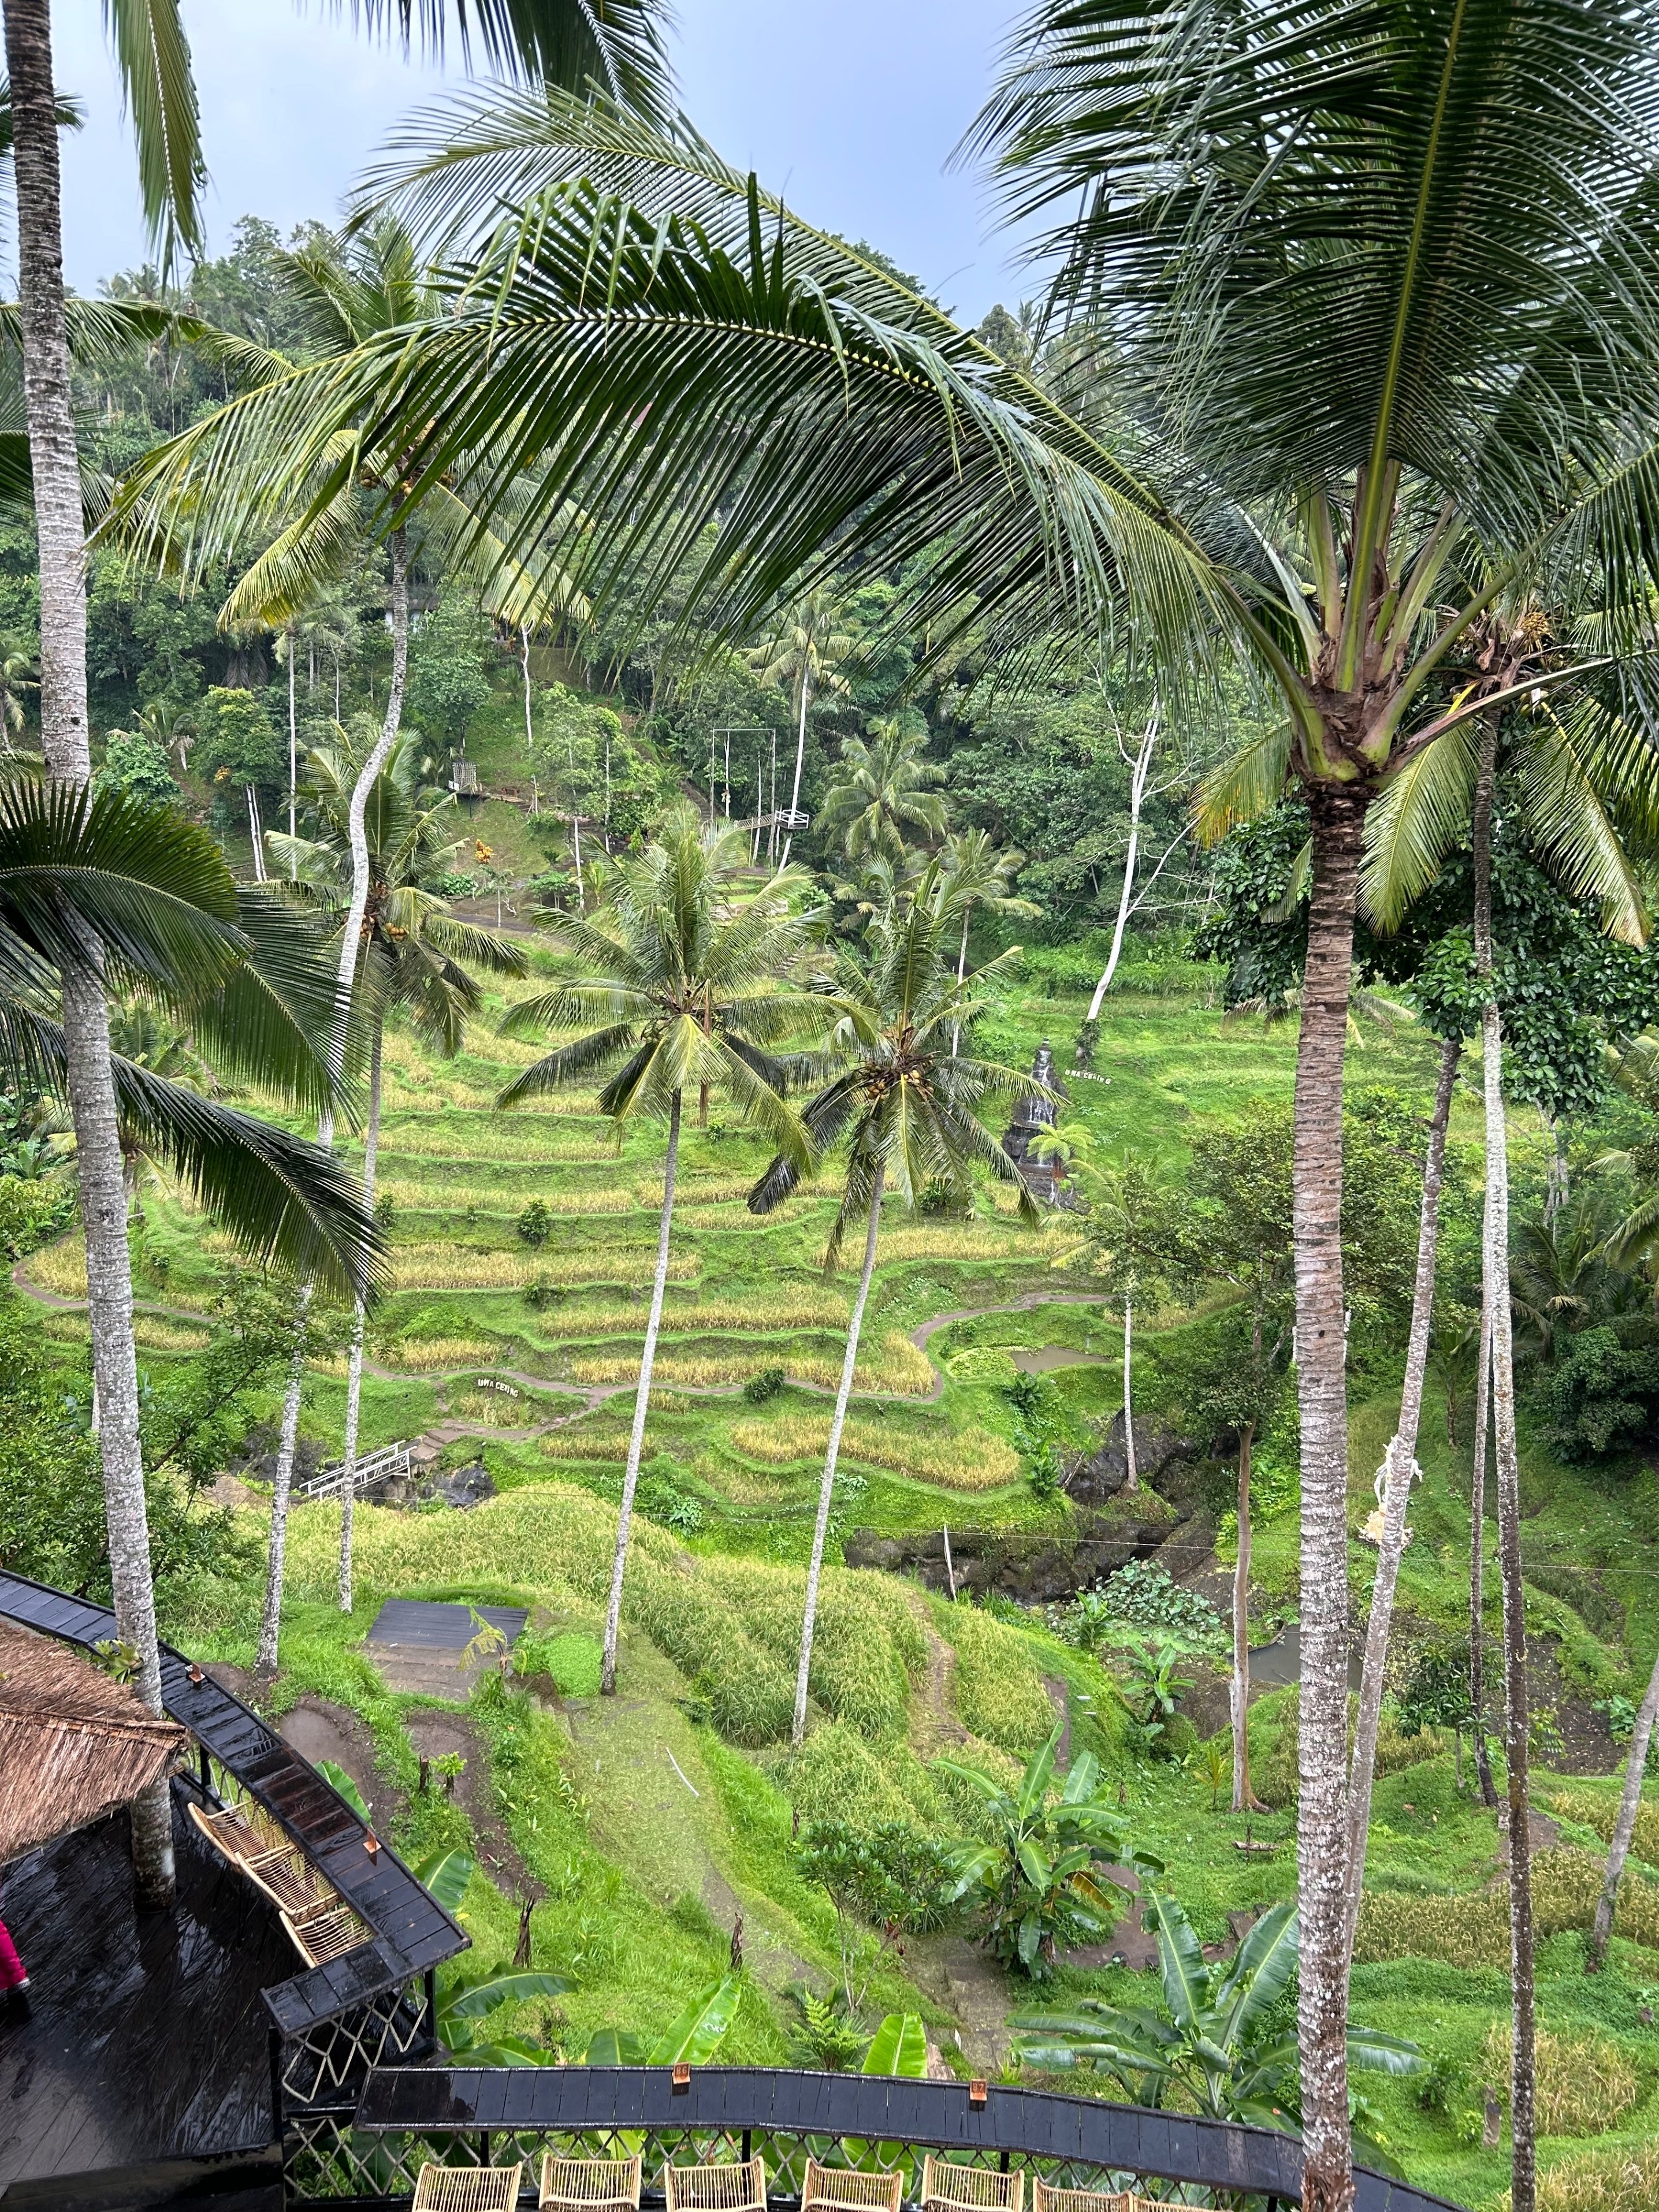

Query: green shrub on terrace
[770,1722,945,1829]
[704,1563,924,1741]
[938,1602,1060,1755]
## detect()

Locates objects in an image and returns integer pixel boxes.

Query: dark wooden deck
[0,1792,292,2185]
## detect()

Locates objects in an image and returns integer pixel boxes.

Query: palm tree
[746,589,853,866]
[747,873,1045,1746]
[0,769,381,1894]
[933,829,1037,1055]
[817,717,947,871]
[0,0,648,1904]
[262,731,525,1641]
[497,812,814,1695]
[1046,1138,1170,1494]
[113,64,1659,2167]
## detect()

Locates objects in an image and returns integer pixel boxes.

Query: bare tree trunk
[1231,1421,1262,1813]
[793,1163,884,1747]
[1473,723,1535,2212]
[1122,1295,1138,1491]
[1292,783,1369,2212]
[1344,1031,1461,1947]
[1590,1638,1659,1968]
[5,0,174,1906]
[951,908,970,1057]
[601,1089,681,1694]
[1470,1291,1498,1806]
[780,673,810,869]
[333,532,407,1615]
[256,1298,308,1680]
[247,785,267,881]
[337,1018,383,1614]
[1088,721,1154,1022]
[521,623,534,753]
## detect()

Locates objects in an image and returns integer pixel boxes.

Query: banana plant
[436,1965,573,2065]
[1010,1896,1419,2142]
[937,1723,1162,1978]
[578,1976,743,2065]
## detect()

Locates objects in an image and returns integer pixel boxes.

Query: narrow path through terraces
[14,1255,1109,1470]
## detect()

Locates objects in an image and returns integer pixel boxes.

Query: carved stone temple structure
[1001,1038,1069,1202]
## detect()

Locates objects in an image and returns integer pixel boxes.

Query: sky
[46,0,1029,326]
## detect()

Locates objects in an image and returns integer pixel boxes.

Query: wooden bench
[802,2162,902,2212]
[412,2163,525,2212]
[920,2159,1024,2212]
[663,2159,767,2212]
[539,2157,642,2212]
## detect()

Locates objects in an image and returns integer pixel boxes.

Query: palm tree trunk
[1122,1295,1138,1491]
[1474,723,1536,2212]
[338,1016,383,1613]
[333,532,408,1614]
[1470,1284,1498,1807]
[602,1088,682,1695]
[1344,1031,1461,1946]
[1231,1421,1262,1813]
[257,1298,308,1680]
[1291,783,1369,2212]
[780,672,811,869]
[1087,723,1154,1022]
[521,623,534,754]
[793,1161,884,1747]
[1590,1641,1659,1968]
[287,618,297,862]
[4,0,174,1907]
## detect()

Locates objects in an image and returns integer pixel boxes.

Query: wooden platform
[366,1600,527,1697]
[0,1790,293,2185]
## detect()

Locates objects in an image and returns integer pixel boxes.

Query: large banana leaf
[645,1976,742,2065]
[413,1848,476,1914]
[861,2013,928,2077]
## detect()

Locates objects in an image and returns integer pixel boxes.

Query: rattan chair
[1033,2186,1151,2212]
[661,2157,767,2212]
[801,2162,902,2212]
[280,1899,371,1968]
[539,2156,642,2212]
[411,2162,526,2212]
[188,1800,332,1917]
[920,2158,1024,2212]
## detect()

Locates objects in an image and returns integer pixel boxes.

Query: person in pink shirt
[0,1885,27,1995]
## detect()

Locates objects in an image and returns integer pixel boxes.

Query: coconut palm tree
[262,731,525,1641]
[747,873,1046,1746]
[747,590,853,867]
[0,0,651,1904]
[497,811,815,1694]
[817,717,947,872]
[113,61,1659,2165]
[933,829,1037,1055]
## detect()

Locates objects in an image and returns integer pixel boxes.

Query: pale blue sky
[45,0,1028,324]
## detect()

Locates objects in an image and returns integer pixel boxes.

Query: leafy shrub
[1537,1320,1659,1458]
[523,1275,564,1311]
[428,869,479,898]
[743,1365,786,1403]
[517,1198,553,1247]
[1096,1561,1226,1652]
[1533,2142,1659,2211]
[939,1603,1058,1755]
[514,1629,603,1697]
[946,1346,1019,1384]
[1481,2020,1639,2136]
[0,1174,75,1260]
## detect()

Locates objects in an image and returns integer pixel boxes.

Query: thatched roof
[0,1620,186,1864]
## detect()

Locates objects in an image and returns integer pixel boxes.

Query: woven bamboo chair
[411,2162,525,2212]
[920,2159,1024,2212]
[539,2156,642,2212]
[661,2157,767,2212]
[188,1800,332,1916]
[801,2162,902,2212]
[1033,2185,1151,2212]
[280,1899,371,1968]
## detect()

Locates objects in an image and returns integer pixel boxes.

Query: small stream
[1248,1621,1365,1690]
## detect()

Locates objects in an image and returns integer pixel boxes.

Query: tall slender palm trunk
[1231,1420,1261,1813]
[1292,783,1370,2212]
[1473,727,1535,2212]
[779,673,811,869]
[287,619,298,861]
[1344,1032,1461,1943]
[261,534,408,1655]
[337,1018,384,1613]
[602,1089,682,1695]
[794,1162,885,1748]
[1121,1295,1137,1491]
[1590,1638,1659,1967]
[334,532,408,1614]
[4,0,173,1904]
[1087,721,1154,1022]
[1470,1295,1498,1806]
